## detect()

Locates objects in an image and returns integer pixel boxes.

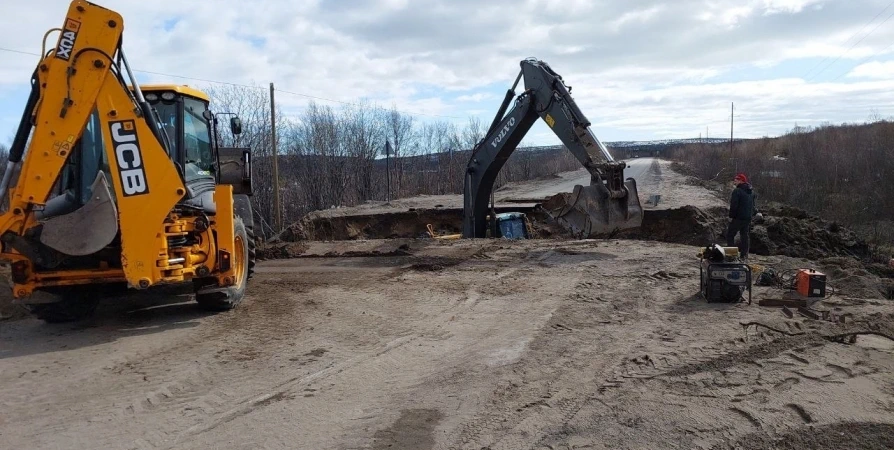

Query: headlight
[145,93,158,101]
[161,91,176,101]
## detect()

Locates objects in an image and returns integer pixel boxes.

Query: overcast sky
[2,0,894,146]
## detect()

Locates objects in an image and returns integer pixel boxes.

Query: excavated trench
[275,203,880,260]
[278,206,555,242]
[276,205,726,245]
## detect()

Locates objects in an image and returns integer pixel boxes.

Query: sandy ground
[1,160,892,450]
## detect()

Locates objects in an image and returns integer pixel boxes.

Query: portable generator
[796,269,826,298]
[698,245,752,303]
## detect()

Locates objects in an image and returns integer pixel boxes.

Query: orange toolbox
[796,269,826,298]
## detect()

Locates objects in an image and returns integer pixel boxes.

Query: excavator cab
[0,0,255,322]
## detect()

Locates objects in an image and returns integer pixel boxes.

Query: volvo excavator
[0,0,256,322]
[463,58,643,238]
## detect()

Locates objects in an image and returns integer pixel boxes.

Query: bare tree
[287,101,348,212]
[342,100,385,202]
[384,106,415,197]
[462,116,484,150]
[0,143,8,178]
[203,83,287,236]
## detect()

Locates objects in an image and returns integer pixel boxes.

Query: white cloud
[1,0,894,143]
[847,60,894,80]
[762,0,824,15]
[456,93,494,103]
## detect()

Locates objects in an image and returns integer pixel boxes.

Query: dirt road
[501,157,655,201]
[3,241,892,449]
[2,161,893,450]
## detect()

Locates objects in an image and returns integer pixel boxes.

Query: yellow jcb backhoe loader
[0,0,256,322]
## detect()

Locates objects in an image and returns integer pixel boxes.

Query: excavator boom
[463,58,644,238]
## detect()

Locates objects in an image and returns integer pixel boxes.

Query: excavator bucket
[541,178,644,237]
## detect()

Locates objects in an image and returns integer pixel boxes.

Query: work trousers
[726,219,751,258]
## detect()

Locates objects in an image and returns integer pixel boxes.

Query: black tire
[26,288,100,323]
[233,194,256,281]
[195,216,250,311]
[246,223,256,280]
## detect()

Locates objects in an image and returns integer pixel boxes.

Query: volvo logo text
[490,117,516,148]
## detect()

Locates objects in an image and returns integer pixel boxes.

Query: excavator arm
[463,58,643,238]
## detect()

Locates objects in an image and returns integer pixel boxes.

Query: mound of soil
[406,256,465,272]
[281,209,462,242]
[749,203,870,260]
[613,205,725,246]
[0,271,29,321]
[818,257,894,299]
[257,242,310,260]
[278,207,559,242]
[718,421,894,450]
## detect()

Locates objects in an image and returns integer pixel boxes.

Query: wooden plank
[758,297,807,308]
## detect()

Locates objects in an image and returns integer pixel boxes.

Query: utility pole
[729,102,734,152]
[270,82,281,231]
[730,102,735,172]
[385,139,392,202]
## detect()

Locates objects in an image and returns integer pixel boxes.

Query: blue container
[495,212,529,239]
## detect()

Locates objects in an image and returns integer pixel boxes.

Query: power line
[801,0,894,80]
[830,41,894,82]
[0,46,463,120]
[0,47,38,57]
[806,6,894,82]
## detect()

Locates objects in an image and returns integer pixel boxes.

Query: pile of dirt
[717,421,894,450]
[749,203,870,260]
[818,257,894,299]
[0,270,29,321]
[406,256,465,272]
[277,207,560,242]
[257,241,417,261]
[257,242,310,260]
[0,297,28,321]
[613,205,725,246]
[279,209,463,242]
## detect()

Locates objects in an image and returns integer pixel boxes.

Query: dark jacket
[729,182,756,221]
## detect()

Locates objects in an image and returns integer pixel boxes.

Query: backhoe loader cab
[0,0,256,322]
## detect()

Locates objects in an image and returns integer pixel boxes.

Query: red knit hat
[734,173,748,183]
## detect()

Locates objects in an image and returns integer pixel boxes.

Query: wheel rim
[233,234,246,287]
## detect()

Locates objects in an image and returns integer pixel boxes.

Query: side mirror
[230,117,243,135]
[202,110,213,121]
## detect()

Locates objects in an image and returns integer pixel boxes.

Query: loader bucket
[541,178,644,237]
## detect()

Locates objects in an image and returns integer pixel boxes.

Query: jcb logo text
[110,121,150,196]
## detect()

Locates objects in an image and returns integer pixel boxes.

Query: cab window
[183,97,214,181]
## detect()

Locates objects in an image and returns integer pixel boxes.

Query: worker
[727,173,758,260]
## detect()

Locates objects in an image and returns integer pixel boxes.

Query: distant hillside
[606,138,733,148]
